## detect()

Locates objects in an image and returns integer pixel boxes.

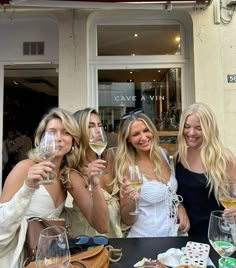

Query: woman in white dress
[114,110,189,237]
[0,108,108,268]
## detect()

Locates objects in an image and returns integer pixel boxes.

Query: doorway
[2,64,58,186]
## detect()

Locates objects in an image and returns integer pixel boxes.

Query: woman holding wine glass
[0,107,109,268]
[67,107,123,238]
[175,102,236,237]
[114,109,190,237]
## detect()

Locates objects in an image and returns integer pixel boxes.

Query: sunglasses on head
[120,108,144,120]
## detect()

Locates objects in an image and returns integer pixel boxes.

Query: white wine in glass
[36,226,70,268]
[128,165,143,215]
[38,131,58,184]
[89,126,107,158]
[208,210,236,268]
[219,183,236,209]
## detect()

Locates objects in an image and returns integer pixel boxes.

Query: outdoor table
[109,236,228,267]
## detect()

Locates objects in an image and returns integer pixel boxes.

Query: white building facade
[0,0,236,188]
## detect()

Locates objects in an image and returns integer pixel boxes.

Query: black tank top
[176,161,222,236]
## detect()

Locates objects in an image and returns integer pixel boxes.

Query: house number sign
[227,74,236,83]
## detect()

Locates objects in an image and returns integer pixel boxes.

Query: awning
[0,0,212,9]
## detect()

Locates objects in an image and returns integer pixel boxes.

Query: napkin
[157,248,184,267]
[134,257,152,267]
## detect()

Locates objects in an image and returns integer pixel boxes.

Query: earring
[70,146,75,153]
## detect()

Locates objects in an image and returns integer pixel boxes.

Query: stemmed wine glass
[36,226,70,268]
[128,165,143,215]
[38,130,58,184]
[208,210,236,268]
[89,126,107,175]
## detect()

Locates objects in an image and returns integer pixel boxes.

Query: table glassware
[219,183,236,209]
[208,210,236,268]
[89,126,107,175]
[35,226,70,268]
[38,130,58,184]
[128,165,143,215]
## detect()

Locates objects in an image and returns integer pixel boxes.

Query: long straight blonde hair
[114,112,165,183]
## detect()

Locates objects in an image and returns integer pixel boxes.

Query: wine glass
[89,126,107,175]
[36,226,70,268]
[128,165,143,215]
[89,126,107,158]
[208,210,236,268]
[219,183,236,209]
[39,131,58,184]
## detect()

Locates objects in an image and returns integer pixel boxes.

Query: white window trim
[88,10,193,110]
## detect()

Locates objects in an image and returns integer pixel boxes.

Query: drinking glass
[36,226,70,268]
[89,126,107,175]
[219,183,236,209]
[128,165,143,215]
[208,210,236,268]
[89,126,107,158]
[39,131,58,184]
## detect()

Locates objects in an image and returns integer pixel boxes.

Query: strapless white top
[25,185,65,218]
[128,148,180,237]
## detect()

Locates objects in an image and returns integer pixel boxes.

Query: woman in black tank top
[175,103,236,236]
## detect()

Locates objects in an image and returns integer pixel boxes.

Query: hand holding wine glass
[38,131,58,184]
[208,210,236,268]
[36,226,70,268]
[128,165,143,215]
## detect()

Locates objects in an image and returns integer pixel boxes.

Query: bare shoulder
[1,159,35,202]
[68,169,88,186]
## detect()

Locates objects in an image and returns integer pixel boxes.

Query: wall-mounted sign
[227,74,236,83]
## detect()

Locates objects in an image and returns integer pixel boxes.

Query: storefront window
[97,25,181,56]
[98,68,181,132]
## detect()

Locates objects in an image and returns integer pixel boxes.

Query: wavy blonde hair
[114,112,165,183]
[28,107,81,186]
[178,102,235,201]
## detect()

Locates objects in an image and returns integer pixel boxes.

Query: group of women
[0,102,236,267]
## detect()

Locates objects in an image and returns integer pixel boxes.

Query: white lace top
[127,149,181,237]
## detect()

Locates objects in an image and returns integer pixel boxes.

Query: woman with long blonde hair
[175,102,236,236]
[115,109,189,237]
[0,108,109,267]
[70,107,122,238]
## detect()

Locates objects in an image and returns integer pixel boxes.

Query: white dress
[128,149,181,237]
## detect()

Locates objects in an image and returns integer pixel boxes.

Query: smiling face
[128,119,153,153]
[45,118,73,158]
[183,113,203,149]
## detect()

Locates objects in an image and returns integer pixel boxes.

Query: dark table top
[109,236,222,268]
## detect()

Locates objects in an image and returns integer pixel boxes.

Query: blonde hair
[114,112,164,183]
[28,107,81,186]
[178,102,235,201]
